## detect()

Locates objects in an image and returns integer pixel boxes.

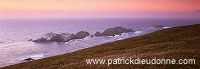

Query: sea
[0,18,199,67]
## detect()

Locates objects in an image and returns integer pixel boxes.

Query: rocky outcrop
[33,31,90,42]
[32,26,134,42]
[75,31,90,39]
[33,37,48,42]
[94,31,101,36]
[90,35,94,37]
[24,58,34,61]
[28,39,33,41]
[33,32,57,42]
[95,26,134,36]
[49,33,75,42]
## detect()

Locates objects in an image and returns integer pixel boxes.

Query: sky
[0,0,200,19]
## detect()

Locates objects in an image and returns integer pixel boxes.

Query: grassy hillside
[1,24,200,69]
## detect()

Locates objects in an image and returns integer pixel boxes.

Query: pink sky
[0,0,200,19]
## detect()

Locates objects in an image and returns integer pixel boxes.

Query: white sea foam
[21,54,47,60]
[29,54,46,59]
[163,27,171,29]
[135,31,143,34]
[114,35,121,37]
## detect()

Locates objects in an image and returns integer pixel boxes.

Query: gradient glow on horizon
[0,0,200,19]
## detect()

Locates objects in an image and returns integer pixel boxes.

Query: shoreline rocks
[95,26,134,36]
[75,31,90,39]
[32,26,135,42]
[24,58,34,61]
[28,39,33,41]
[33,31,90,42]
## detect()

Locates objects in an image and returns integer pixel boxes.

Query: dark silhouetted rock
[33,37,48,42]
[95,26,134,36]
[50,34,64,42]
[154,25,165,28]
[94,31,101,36]
[28,39,33,41]
[50,33,75,42]
[33,32,56,42]
[43,32,56,40]
[69,34,77,40]
[91,35,94,37]
[75,31,90,39]
[33,31,90,42]
[24,58,34,61]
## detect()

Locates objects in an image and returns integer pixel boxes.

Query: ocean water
[0,18,199,67]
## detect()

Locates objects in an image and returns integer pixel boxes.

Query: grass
[1,24,200,69]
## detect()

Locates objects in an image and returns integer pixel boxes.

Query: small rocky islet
[94,26,134,36]
[33,31,90,42]
[31,26,135,42]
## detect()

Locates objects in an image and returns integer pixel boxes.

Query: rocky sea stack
[32,26,134,42]
[95,26,134,36]
[33,31,90,42]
